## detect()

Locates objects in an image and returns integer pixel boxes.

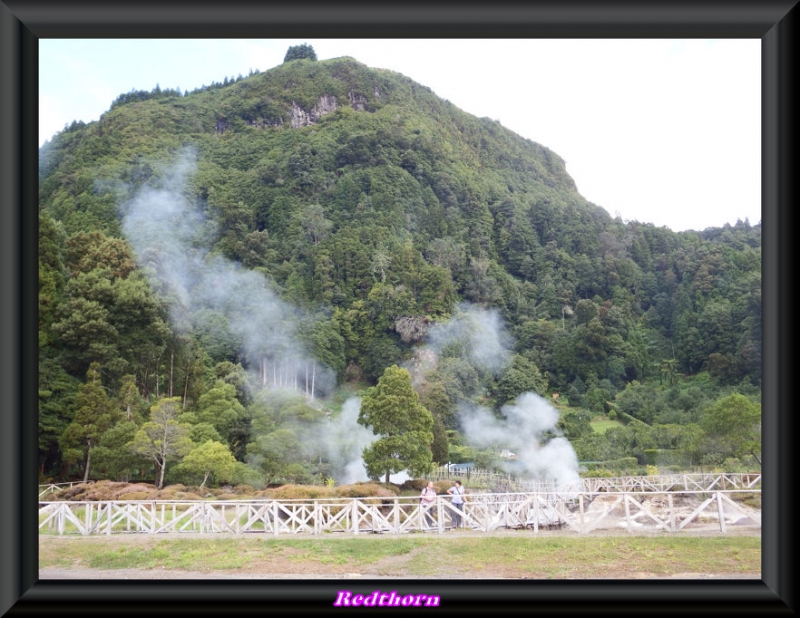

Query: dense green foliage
[358,365,434,482]
[284,43,318,63]
[38,53,761,486]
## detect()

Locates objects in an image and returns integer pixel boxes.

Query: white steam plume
[314,397,374,485]
[458,392,581,491]
[425,303,513,377]
[120,147,334,397]
[299,397,410,485]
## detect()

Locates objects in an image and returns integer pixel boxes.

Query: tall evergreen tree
[59,362,118,482]
[283,43,317,62]
[358,365,434,482]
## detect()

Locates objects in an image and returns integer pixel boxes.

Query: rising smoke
[416,303,582,490]
[308,397,373,485]
[458,393,582,491]
[298,396,411,485]
[425,303,513,377]
[118,149,579,490]
[120,147,335,398]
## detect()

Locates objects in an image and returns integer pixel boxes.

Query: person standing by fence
[420,480,437,529]
[447,480,464,529]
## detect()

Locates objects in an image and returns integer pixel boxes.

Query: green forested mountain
[38,52,761,486]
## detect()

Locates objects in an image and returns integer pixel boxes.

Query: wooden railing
[580,472,761,493]
[427,471,761,493]
[39,488,760,536]
[38,482,82,499]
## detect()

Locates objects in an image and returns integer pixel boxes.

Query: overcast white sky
[39,38,761,232]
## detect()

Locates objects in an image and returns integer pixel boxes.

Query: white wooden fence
[39,488,760,536]
[427,471,761,494]
[38,482,81,499]
[579,472,761,493]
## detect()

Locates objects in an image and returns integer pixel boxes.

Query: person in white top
[420,481,437,528]
[447,480,464,528]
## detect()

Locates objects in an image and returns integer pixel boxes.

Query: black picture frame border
[1,1,795,614]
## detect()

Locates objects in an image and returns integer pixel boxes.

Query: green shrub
[604,457,639,473]
[644,449,690,467]
[581,468,615,478]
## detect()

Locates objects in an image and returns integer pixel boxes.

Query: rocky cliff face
[290,94,338,128]
[289,87,379,128]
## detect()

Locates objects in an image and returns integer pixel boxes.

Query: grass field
[590,418,624,433]
[39,531,761,579]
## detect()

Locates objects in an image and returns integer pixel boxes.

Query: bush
[117,491,150,500]
[264,484,335,500]
[166,490,204,500]
[52,481,161,501]
[334,483,397,498]
[644,448,690,467]
[400,478,428,492]
[374,482,401,495]
[581,468,615,478]
[232,484,258,495]
[432,481,451,494]
[604,457,639,473]
[580,457,639,476]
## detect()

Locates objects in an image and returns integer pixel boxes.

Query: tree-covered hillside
[38,52,761,486]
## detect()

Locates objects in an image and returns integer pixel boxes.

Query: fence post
[668,493,676,532]
[624,493,632,533]
[84,502,92,536]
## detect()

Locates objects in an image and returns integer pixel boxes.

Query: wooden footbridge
[39,473,760,537]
